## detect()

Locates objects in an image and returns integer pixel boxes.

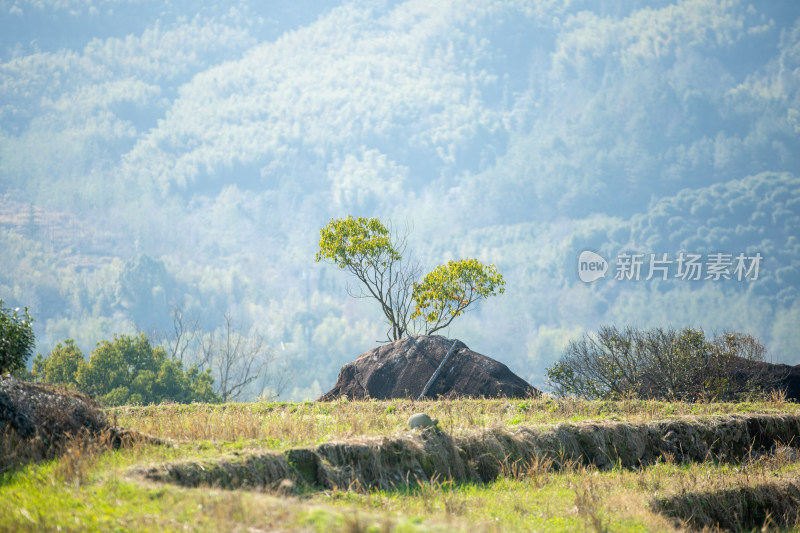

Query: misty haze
[2,0,799,402]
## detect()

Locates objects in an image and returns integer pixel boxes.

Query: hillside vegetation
[2,1,800,399]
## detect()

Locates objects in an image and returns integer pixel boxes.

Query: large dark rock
[746,361,800,401]
[319,335,539,401]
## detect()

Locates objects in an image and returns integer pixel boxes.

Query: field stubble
[2,395,800,532]
[110,394,796,445]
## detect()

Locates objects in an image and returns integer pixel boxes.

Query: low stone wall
[138,413,800,492]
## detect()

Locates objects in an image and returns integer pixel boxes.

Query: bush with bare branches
[546,326,776,401]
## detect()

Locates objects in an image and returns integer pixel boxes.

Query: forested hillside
[2,0,799,399]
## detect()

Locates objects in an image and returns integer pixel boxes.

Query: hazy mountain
[2,0,799,399]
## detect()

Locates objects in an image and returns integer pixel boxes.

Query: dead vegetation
[110,393,800,447]
[650,446,800,530]
[131,410,800,531]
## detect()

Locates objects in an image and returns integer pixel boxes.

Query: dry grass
[4,395,800,532]
[136,409,800,508]
[650,446,800,530]
[110,395,800,446]
[313,444,800,532]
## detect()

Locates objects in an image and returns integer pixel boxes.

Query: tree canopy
[31,339,84,386]
[412,259,505,335]
[2,1,800,398]
[316,216,504,340]
[33,334,219,406]
[0,300,34,375]
[316,216,418,340]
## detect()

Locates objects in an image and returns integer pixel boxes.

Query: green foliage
[315,215,401,269]
[0,300,35,375]
[316,216,505,340]
[546,326,771,401]
[32,333,221,406]
[2,1,800,400]
[31,339,85,386]
[412,259,505,335]
[316,215,416,340]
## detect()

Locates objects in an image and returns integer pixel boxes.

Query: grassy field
[3,395,800,532]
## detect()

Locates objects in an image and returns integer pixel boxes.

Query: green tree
[0,300,35,375]
[74,333,219,406]
[412,259,505,335]
[315,216,504,340]
[316,216,419,340]
[31,339,85,385]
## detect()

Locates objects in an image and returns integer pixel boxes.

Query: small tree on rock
[316,216,504,340]
[316,216,420,340]
[412,259,505,335]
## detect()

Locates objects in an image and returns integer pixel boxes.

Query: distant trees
[31,339,83,385]
[115,254,176,332]
[546,326,773,401]
[30,303,289,405]
[198,312,283,402]
[315,216,505,341]
[156,305,290,402]
[0,300,35,375]
[32,334,219,406]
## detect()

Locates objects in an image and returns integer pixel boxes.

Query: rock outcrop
[746,361,800,401]
[0,377,155,472]
[319,335,539,401]
[0,377,108,441]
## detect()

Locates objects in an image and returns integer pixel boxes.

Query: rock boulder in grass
[0,377,159,472]
[0,377,108,440]
[319,335,539,401]
[741,360,800,402]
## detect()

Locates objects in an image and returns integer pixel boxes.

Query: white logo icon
[578,251,608,283]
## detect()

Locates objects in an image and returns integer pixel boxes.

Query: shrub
[31,339,85,386]
[77,334,220,406]
[546,326,773,401]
